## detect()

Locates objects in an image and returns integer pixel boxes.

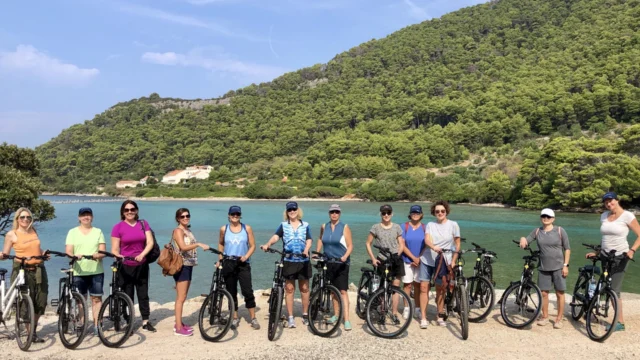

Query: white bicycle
[1,255,46,351]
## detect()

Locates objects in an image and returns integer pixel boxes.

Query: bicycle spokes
[586,291,618,340]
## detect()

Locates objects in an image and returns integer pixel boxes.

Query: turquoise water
[10,196,640,304]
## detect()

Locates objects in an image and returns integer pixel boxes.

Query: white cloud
[141,48,287,81]
[403,0,429,20]
[0,45,99,86]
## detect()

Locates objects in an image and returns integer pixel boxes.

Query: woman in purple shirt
[110,200,156,332]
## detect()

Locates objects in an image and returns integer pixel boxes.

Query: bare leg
[341,290,350,322]
[285,280,295,317]
[420,281,430,321]
[618,298,624,324]
[540,290,549,319]
[436,285,445,315]
[403,283,412,307]
[90,296,102,326]
[413,281,421,310]
[391,278,401,316]
[299,280,310,315]
[174,280,190,330]
[555,290,564,323]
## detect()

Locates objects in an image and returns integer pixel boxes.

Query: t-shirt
[401,222,426,264]
[111,220,151,266]
[369,223,402,260]
[601,210,636,256]
[65,227,105,276]
[275,221,312,263]
[421,220,460,266]
[525,226,570,271]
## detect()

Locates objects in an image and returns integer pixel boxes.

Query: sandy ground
[1,290,639,360]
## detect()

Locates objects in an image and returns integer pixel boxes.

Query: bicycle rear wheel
[267,286,283,341]
[585,288,618,342]
[467,276,495,322]
[97,293,135,348]
[308,285,343,337]
[198,289,234,342]
[457,284,469,340]
[500,281,541,328]
[365,287,412,339]
[14,292,35,351]
[484,263,495,286]
[355,272,371,320]
[58,291,89,349]
[571,274,588,321]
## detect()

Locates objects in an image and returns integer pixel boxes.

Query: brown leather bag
[157,238,183,276]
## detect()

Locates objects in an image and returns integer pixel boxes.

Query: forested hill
[36,0,640,209]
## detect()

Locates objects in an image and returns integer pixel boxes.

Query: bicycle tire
[500,281,541,329]
[58,291,89,349]
[355,272,371,320]
[484,263,495,286]
[267,286,283,341]
[458,284,470,340]
[97,293,135,348]
[14,292,35,351]
[365,287,412,339]
[198,289,234,342]
[571,273,589,321]
[467,276,495,322]
[585,288,618,342]
[308,285,343,337]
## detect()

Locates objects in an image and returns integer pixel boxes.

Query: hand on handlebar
[519,238,528,249]
[432,246,442,253]
[585,252,596,259]
[260,244,270,252]
[372,258,380,267]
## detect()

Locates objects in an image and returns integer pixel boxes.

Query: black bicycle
[264,248,290,341]
[96,251,136,348]
[466,243,496,322]
[355,258,382,320]
[308,251,343,337]
[571,243,630,342]
[197,248,234,342]
[364,245,412,339]
[439,248,469,340]
[47,250,91,349]
[499,240,542,328]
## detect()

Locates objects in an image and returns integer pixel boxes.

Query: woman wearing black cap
[585,192,640,332]
[65,207,107,335]
[218,205,259,330]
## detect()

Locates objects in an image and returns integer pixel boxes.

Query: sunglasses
[381,211,392,216]
[329,210,341,214]
[434,210,446,214]
[180,214,191,219]
[123,207,138,213]
[229,213,241,217]
[540,215,553,219]
[287,208,298,212]
[19,215,33,220]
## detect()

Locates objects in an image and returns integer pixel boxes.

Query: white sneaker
[420,319,429,329]
[402,307,410,320]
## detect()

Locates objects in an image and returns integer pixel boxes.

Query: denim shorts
[74,273,104,297]
[418,262,438,284]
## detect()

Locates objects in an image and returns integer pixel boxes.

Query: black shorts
[282,261,312,281]
[326,262,350,291]
[377,255,405,279]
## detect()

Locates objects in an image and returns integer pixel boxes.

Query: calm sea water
[12,196,640,304]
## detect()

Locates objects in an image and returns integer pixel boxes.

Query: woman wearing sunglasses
[261,201,313,328]
[1,208,49,343]
[110,200,156,332]
[519,208,570,329]
[172,208,210,336]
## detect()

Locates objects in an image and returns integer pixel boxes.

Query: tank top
[223,223,250,263]
[13,230,42,265]
[321,221,349,264]
[174,228,198,266]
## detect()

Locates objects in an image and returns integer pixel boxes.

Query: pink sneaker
[174,326,192,337]
[175,323,194,333]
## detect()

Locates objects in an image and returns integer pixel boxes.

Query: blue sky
[0,0,486,148]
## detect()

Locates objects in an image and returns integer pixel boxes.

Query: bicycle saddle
[579,265,601,274]
[0,268,7,276]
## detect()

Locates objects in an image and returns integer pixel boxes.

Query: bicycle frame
[0,268,26,322]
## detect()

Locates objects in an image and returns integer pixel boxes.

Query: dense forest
[36,0,640,209]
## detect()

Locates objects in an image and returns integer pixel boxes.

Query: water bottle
[371,274,381,292]
[587,278,596,298]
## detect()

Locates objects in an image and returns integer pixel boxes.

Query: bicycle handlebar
[5,254,48,261]
[373,244,392,255]
[98,250,135,261]
[46,250,94,260]
[205,248,223,255]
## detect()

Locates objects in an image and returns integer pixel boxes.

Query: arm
[341,225,353,263]
[626,218,640,259]
[424,233,442,253]
[218,226,225,263]
[65,244,76,259]
[173,228,201,252]
[135,227,154,262]
[1,231,15,259]
[303,226,313,257]
[402,236,420,265]
[520,229,537,249]
[316,224,325,253]
[111,237,122,258]
[365,232,379,266]
[397,234,406,256]
[452,237,461,265]
[242,225,256,262]
[94,231,106,260]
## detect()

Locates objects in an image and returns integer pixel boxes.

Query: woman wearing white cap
[519,208,570,329]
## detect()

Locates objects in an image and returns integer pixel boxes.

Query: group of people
[1,191,639,343]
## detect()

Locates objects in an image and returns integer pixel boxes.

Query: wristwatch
[563,263,569,268]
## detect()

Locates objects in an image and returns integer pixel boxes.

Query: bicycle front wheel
[500,281,541,329]
[308,285,342,337]
[355,272,371,320]
[365,287,412,339]
[571,274,588,321]
[467,276,495,322]
[58,291,89,349]
[457,285,469,340]
[198,289,234,342]
[15,292,35,351]
[267,286,283,341]
[585,288,618,342]
[97,293,135,348]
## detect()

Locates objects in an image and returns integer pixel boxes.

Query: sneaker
[326,315,339,324]
[231,318,240,329]
[437,318,446,327]
[251,318,261,330]
[402,307,410,320]
[302,314,309,326]
[174,326,192,337]
[553,321,563,329]
[93,326,99,336]
[536,317,549,327]
[344,320,352,331]
[142,322,157,333]
[420,319,429,329]
[174,323,194,333]
[606,322,625,332]
[32,334,45,343]
[288,316,296,328]
[389,313,401,325]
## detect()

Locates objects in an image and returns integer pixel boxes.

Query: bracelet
[630,249,636,253]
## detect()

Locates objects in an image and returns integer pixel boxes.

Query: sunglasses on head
[540,215,553,219]
[123,207,137,213]
[287,208,298,212]
[19,215,32,220]
[329,210,341,214]
[381,211,392,216]
[180,214,191,219]
[229,212,241,217]
[434,209,446,214]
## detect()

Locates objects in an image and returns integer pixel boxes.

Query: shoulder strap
[223,224,229,242]
[535,227,539,239]
[421,223,426,233]
[557,226,562,235]
[404,222,410,235]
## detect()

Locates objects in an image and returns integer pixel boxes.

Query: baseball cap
[602,192,617,202]
[329,204,341,212]
[228,205,242,215]
[380,204,393,213]
[286,201,298,210]
[78,207,93,215]
[540,208,555,218]
[410,205,422,214]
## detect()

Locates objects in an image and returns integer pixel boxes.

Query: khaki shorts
[538,269,566,292]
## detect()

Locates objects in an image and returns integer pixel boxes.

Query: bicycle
[466,242,496,322]
[197,248,235,342]
[264,248,293,341]
[364,245,413,339]
[438,248,469,340]
[355,258,382,320]
[47,250,91,349]
[0,254,46,351]
[96,251,136,348]
[571,243,631,342]
[308,251,343,337]
[499,240,542,328]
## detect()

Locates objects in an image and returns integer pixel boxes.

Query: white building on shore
[116,180,140,189]
[161,165,213,184]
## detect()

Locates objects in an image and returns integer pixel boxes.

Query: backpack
[140,219,161,263]
[157,235,183,276]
